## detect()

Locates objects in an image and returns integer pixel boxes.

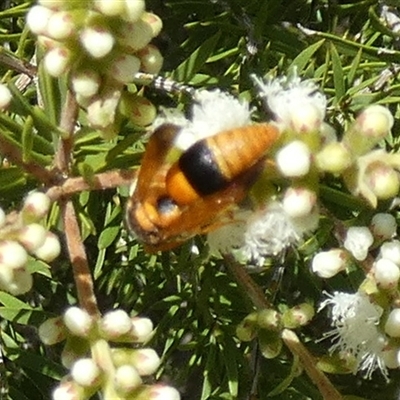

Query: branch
[61,199,100,317]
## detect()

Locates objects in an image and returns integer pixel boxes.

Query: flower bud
[130,348,161,376]
[236,312,258,341]
[141,12,163,37]
[130,316,153,342]
[108,54,141,84]
[138,44,164,75]
[144,384,181,400]
[365,161,400,200]
[44,46,71,77]
[71,358,101,387]
[87,87,121,129]
[80,26,115,58]
[370,213,397,240]
[63,306,93,337]
[18,223,47,252]
[38,317,66,345]
[381,347,400,369]
[289,101,324,133]
[94,0,126,16]
[312,249,349,278]
[258,330,283,359]
[120,94,156,126]
[0,208,5,228]
[26,5,54,35]
[372,258,400,289]
[316,141,352,174]
[71,70,101,98]
[0,84,12,110]
[46,10,76,40]
[256,309,281,331]
[124,0,146,22]
[385,308,400,337]
[6,267,33,295]
[276,140,311,177]
[22,192,51,221]
[118,19,153,52]
[34,232,61,262]
[114,364,142,393]
[344,226,374,261]
[282,303,315,328]
[380,240,400,266]
[53,379,84,400]
[344,105,394,156]
[0,241,28,269]
[100,309,132,339]
[282,187,316,218]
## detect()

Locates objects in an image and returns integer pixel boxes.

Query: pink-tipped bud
[316,141,352,174]
[138,44,164,74]
[289,101,324,133]
[0,241,28,269]
[23,191,51,221]
[34,232,61,262]
[38,317,66,345]
[257,309,281,331]
[0,84,12,110]
[141,12,163,37]
[123,0,146,22]
[276,140,311,177]
[114,364,142,393]
[382,347,400,369]
[43,46,71,77]
[372,258,400,289]
[118,20,153,52]
[94,0,126,16]
[108,54,141,84]
[18,223,47,253]
[312,249,349,278]
[147,384,181,400]
[282,187,316,218]
[385,309,400,337]
[71,358,101,387]
[365,161,400,200]
[71,70,101,98]
[370,213,397,240]
[26,5,54,35]
[52,379,84,400]
[87,88,122,129]
[100,309,132,339]
[282,303,315,329]
[46,11,75,40]
[120,94,156,126]
[6,267,33,295]
[356,105,394,139]
[63,306,93,337]
[80,27,115,59]
[129,316,153,342]
[131,348,160,376]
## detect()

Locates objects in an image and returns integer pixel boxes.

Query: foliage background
[1,0,400,399]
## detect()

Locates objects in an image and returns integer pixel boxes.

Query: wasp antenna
[133,72,197,97]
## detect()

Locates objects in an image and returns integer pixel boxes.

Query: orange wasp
[125,122,279,252]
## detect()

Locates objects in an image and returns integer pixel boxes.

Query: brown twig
[54,90,79,174]
[0,133,54,184]
[282,329,343,400]
[61,199,100,317]
[46,169,137,201]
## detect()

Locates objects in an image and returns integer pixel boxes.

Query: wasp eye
[157,196,178,215]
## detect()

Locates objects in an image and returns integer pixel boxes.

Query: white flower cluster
[0,191,60,295]
[39,307,180,400]
[27,0,162,137]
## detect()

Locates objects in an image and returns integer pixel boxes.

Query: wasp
[125,122,279,252]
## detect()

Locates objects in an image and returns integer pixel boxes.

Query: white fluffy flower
[252,74,327,131]
[208,202,314,266]
[320,291,388,379]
